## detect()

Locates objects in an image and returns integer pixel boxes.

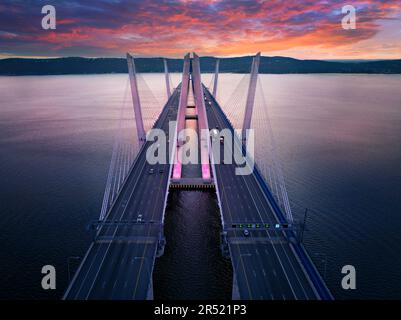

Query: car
[243,229,250,237]
[149,168,155,174]
[136,214,143,223]
[211,129,219,141]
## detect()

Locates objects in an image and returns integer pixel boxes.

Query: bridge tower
[212,59,219,97]
[164,58,171,99]
[192,52,212,180]
[242,52,261,136]
[126,53,146,144]
[172,53,190,180]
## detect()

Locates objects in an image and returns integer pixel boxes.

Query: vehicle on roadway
[149,168,155,174]
[137,214,143,223]
[243,229,250,237]
[211,128,219,141]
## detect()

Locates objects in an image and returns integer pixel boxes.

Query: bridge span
[204,86,332,300]
[64,52,333,300]
[63,83,180,300]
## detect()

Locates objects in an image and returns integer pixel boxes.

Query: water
[154,190,232,300]
[0,74,400,299]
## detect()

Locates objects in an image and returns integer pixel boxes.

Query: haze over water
[0,74,400,299]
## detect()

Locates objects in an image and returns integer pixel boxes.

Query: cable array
[99,67,166,220]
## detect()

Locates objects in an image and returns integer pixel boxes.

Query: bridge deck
[63,86,180,300]
[203,87,329,300]
[64,61,332,300]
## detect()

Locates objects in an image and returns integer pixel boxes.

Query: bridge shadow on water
[153,190,232,300]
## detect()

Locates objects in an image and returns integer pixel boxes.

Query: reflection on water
[0,74,400,299]
[154,190,232,300]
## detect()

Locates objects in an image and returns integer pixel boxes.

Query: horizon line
[1,55,401,62]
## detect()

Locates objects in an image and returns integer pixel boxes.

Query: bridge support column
[212,59,219,97]
[164,58,171,99]
[127,53,146,144]
[241,53,261,135]
[192,53,211,180]
[220,231,230,258]
[172,53,190,180]
[146,278,154,300]
[232,273,241,300]
[156,235,166,257]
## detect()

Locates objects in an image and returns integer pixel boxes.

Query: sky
[0,0,400,59]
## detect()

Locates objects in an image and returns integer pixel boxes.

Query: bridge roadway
[203,87,332,300]
[63,85,181,300]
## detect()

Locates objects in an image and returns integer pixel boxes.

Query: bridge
[63,52,333,300]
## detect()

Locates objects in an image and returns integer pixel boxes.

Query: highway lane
[64,73,327,300]
[64,86,181,300]
[203,87,319,300]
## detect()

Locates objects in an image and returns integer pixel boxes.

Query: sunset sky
[0,0,400,59]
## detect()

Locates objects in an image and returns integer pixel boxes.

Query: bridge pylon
[172,53,190,180]
[242,52,261,137]
[212,59,220,97]
[192,52,212,180]
[126,53,146,144]
[164,58,171,99]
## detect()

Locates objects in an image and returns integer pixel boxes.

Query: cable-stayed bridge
[63,53,333,300]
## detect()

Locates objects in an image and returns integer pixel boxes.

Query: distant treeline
[0,56,400,75]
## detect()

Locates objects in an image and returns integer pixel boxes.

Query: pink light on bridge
[172,146,182,179]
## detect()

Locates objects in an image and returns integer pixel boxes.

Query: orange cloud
[1,0,400,59]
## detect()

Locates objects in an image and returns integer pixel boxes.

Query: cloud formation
[0,0,400,59]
